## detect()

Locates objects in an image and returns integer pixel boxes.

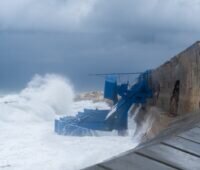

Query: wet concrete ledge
[84,113,200,170]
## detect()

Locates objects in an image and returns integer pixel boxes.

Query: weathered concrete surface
[151,41,200,115]
[84,113,200,170]
[134,42,200,139]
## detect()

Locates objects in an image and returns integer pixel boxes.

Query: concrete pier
[84,113,200,170]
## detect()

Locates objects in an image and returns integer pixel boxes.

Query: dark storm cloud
[0,0,200,91]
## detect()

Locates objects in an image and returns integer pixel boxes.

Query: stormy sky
[0,0,200,92]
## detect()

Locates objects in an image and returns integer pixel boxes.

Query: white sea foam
[0,74,152,170]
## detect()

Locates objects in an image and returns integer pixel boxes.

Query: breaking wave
[0,74,75,123]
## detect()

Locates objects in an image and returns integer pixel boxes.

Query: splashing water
[0,74,154,170]
[0,74,74,123]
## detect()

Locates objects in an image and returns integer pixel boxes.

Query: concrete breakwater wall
[131,42,200,140]
[151,41,200,116]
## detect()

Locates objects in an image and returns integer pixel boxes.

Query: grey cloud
[0,0,200,91]
[0,0,96,31]
[1,0,200,33]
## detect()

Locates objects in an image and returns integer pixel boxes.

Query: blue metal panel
[55,109,111,136]
[104,75,118,102]
[118,83,128,97]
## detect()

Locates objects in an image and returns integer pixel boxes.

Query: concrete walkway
[84,113,200,170]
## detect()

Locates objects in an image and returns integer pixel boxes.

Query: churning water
[0,74,153,170]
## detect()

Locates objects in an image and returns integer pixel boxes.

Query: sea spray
[0,74,75,123]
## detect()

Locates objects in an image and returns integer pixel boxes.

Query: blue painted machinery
[55,71,153,136]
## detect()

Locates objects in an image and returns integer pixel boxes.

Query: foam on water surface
[0,74,146,170]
